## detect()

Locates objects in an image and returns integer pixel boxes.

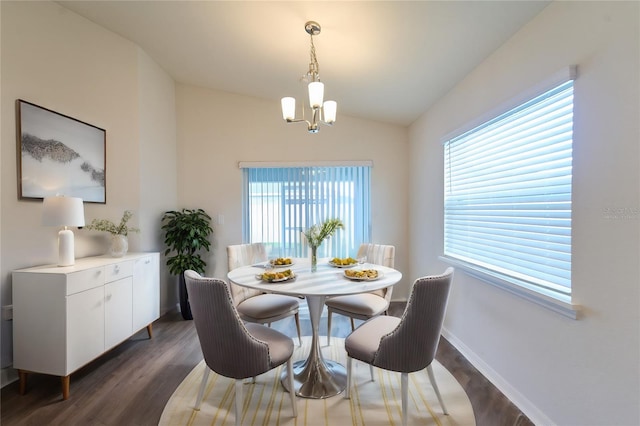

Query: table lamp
[42,196,85,266]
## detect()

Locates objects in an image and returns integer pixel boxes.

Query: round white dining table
[227,257,402,399]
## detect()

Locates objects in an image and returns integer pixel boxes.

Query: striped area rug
[159,337,475,426]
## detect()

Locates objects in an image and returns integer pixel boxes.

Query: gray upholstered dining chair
[344,267,454,426]
[227,243,302,346]
[184,270,297,426]
[325,243,395,344]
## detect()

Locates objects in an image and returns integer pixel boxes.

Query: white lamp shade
[281,97,296,120]
[308,81,324,108]
[323,100,337,124]
[42,196,85,227]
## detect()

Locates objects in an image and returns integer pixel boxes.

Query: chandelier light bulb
[308,82,324,109]
[281,97,296,120]
[323,100,337,124]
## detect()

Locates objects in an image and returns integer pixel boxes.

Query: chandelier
[281,21,337,133]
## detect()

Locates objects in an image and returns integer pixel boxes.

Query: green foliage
[85,210,140,236]
[302,218,344,248]
[161,208,213,275]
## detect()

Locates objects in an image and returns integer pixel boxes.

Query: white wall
[175,84,410,293]
[137,49,178,312]
[0,1,178,382]
[0,0,4,385]
[409,2,639,425]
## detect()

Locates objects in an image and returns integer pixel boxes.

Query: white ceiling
[57,1,550,127]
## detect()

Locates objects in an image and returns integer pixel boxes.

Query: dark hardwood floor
[1,302,533,426]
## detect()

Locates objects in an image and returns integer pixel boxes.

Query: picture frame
[16,99,106,203]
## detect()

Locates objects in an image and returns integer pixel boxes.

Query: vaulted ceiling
[57,1,550,126]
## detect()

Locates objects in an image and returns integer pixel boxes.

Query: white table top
[227,257,402,297]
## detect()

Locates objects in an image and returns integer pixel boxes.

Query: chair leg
[345,357,352,399]
[235,379,243,426]
[294,312,302,347]
[327,309,333,345]
[427,364,449,415]
[194,366,211,410]
[350,317,356,331]
[287,358,297,417]
[369,364,374,381]
[401,372,408,426]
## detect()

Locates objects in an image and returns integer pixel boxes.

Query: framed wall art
[16,99,106,203]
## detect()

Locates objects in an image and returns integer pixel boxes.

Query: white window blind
[242,165,371,258]
[444,79,574,299]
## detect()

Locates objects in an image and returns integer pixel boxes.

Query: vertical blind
[444,79,574,296]
[242,165,371,258]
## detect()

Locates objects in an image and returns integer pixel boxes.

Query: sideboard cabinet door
[67,286,105,373]
[132,253,160,333]
[104,277,133,350]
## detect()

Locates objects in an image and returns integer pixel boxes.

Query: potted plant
[85,210,140,257]
[302,218,344,271]
[161,208,213,320]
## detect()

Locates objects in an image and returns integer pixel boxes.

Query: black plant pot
[178,272,193,320]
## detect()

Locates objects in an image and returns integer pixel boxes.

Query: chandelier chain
[308,34,320,81]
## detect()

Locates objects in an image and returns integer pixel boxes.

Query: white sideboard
[12,252,160,400]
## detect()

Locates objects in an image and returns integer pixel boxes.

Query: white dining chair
[227,243,302,346]
[325,243,395,344]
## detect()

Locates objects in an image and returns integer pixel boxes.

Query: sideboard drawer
[105,261,133,283]
[67,267,105,295]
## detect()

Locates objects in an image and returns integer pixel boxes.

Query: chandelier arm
[311,107,321,129]
[285,118,310,125]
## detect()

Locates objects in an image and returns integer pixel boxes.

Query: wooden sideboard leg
[18,370,27,395]
[146,323,153,339]
[61,375,70,400]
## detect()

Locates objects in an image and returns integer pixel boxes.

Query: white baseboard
[1,366,18,388]
[441,327,554,426]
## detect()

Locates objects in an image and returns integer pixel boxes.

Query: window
[443,72,575,314]
[241,163,371,258]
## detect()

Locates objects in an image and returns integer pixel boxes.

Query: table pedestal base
[281,359,347,399]
[280,294,348,398]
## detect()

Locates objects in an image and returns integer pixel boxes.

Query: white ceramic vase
[110,234,128,257]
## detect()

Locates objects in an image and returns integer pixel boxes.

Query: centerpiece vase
[110,234,128,257]
[311,245,318,272]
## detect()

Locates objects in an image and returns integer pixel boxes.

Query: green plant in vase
[161,208,213,320]
[85,210,140,257]
[302,218,344,272]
